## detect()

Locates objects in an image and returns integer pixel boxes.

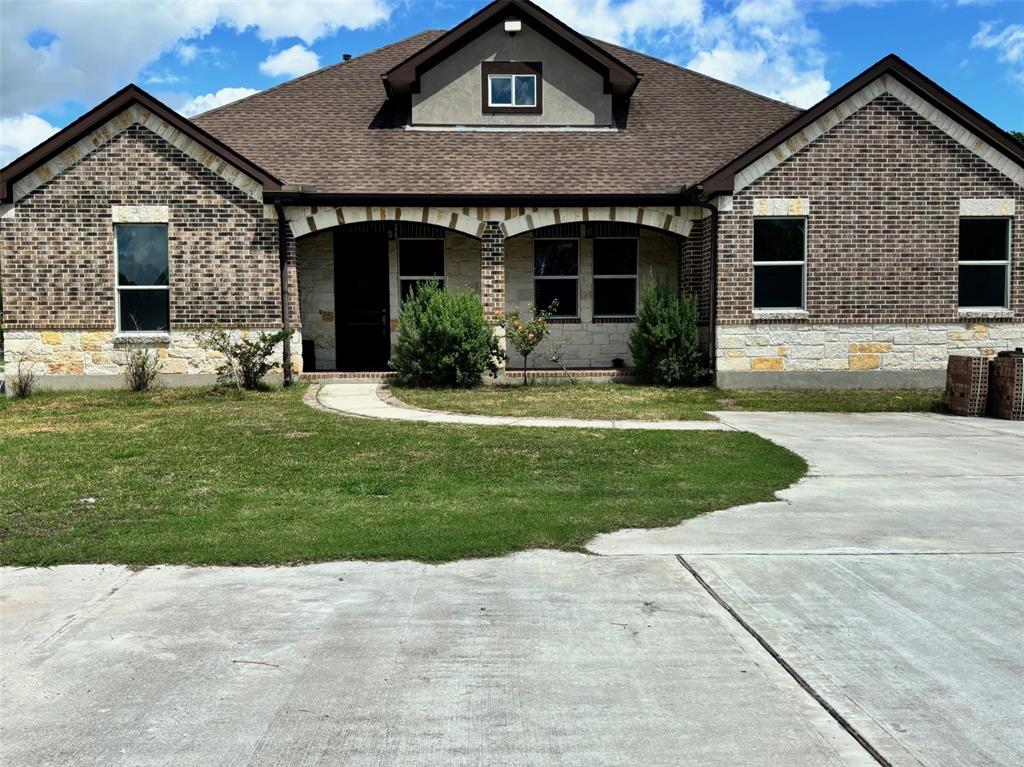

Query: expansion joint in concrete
[675,554,893,767]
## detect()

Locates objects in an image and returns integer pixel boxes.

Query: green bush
[628,281,706,386]
[390,282,503,387]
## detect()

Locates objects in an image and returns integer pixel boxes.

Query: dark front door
[334,230,390,371]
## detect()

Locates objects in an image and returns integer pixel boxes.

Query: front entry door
[334,230,390,371]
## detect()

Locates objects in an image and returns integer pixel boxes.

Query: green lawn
[390,383,944,421]
[0,386,805,566]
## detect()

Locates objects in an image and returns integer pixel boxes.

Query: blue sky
[1,0,1022,165]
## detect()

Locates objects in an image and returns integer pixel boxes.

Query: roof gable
[382,0,639,100]
[0,85,282,203]
[698,55,1024,195]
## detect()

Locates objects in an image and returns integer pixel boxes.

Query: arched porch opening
[294,218,484,373]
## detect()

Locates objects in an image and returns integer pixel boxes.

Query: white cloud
[259,44,320,78]
[178,86,259,117]
[687,43,829,106]
[536,0,830,108]
[0,0,392,118]
[535,0,703,43]
[971,21,1024,85]
[176,43,200,64]
[0,114,60,166]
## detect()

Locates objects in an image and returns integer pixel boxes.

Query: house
[1,0,1021,390]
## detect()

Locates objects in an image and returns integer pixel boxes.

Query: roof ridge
[192,29,446,121]
[589,36,802,114]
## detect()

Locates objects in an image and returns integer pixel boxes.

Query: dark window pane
[593,239,638,275]
[535,279,577,316]
[400,278,444,302]
[119,290,169,332]
[489,76,512,105]
[754,219,805,262]
[959,219,1009,261]
[399,239,444,276]
[117,225,168,286]
[534,240,578,276]
[754,265,803,309]
[594,278,637,316]
[514,75,536,106]
[959,265,1007,307]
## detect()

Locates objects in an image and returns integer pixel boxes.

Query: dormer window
[489,74,536,108]
[481,61,543,115]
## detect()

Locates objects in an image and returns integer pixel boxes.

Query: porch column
[480,221,506,321]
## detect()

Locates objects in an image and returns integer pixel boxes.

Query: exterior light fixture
[504,17,522,35]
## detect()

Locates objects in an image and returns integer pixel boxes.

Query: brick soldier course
[1,0,1022,389]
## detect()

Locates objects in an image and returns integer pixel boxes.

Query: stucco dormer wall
[411,23,613,127]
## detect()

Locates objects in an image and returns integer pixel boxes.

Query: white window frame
[398,236,446,303]
[592,236,639,319]
[752,217,807,312]
[488,73,537,108]
[533,237,580,319]
[958,216,1012,310]
[114,222,170,335]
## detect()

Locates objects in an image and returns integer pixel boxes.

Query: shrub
[499,302,557,385]
[628,281,706,386]
[390,282,503,387]
[195,327,291,390]
[9,361,37,399]
[123,348,162,392]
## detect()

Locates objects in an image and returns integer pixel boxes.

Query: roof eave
[0,84,284,204]
[697,54,1024,196]
[381,0,638,101]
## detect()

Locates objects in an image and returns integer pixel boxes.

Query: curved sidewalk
[312,382,734,431]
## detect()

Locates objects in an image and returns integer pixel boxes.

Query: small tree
[123,348,162,392]
[195,327,291,390]
[628,282,706,386]
[499,301,557,386]
[390,282,503,387]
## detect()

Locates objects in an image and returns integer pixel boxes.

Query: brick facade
[680,214,712,324]
[480,221,506,321]
[717,94,1023,325]
[0,123,295,332]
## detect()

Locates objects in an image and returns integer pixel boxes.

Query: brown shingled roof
[192,30,800,196]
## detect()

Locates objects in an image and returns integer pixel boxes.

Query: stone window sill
[958,308,1014,320]
[113,333,171,346]
[751,309,809,321]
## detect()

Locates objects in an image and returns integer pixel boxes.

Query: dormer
[381,0,639,128]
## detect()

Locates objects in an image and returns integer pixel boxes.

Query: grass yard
[390,383,944,421]
[0,386,806,566]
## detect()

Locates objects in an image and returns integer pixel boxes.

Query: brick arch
[500,206,695,239]
[285,205,487,239]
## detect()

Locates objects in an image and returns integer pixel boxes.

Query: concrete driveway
[2,413,1022,766]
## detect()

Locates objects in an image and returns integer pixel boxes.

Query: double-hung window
[534,239,578,317]
[398,238,445,302]
[959,218,1011,309]
[116,224,169,332]
[753,218,806,310]
[593,238,638,317]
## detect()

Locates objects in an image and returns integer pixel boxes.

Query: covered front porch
[288,204,709,375]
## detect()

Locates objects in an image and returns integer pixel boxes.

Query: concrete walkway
[313,381,733,430]
[2,412,1022,766]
